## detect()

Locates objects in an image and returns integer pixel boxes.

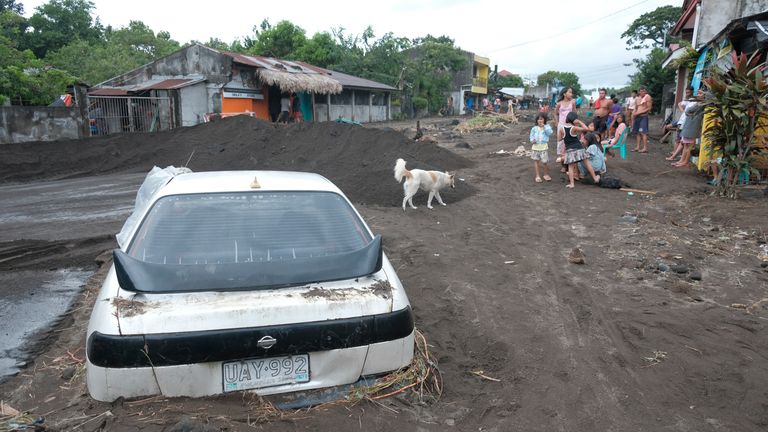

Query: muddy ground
[1,113,768,431]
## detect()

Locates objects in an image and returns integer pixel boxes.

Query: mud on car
[86,169,414,401]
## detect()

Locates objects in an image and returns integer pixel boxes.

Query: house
[445,50,489,115]
[87,44,396,135]
[664,0,768,107]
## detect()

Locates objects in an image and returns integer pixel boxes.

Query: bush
[703,51,768,198]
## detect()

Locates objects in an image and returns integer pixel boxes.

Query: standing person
[291,93,302,122]
[494,96,501,113]
[507,97,515,114]
[277,93,291,123]
[590,88,613,140]
[631,86,653,153]
[675,94,704,168]
[589,97,594,108]
[666,87,694,161]
[625,89,637,124]
[559,111,600,188]
[529,113,554,183]
[554,87,575,166]
[465,95,474,114]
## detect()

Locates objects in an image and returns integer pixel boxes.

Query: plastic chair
[603,127,628,159]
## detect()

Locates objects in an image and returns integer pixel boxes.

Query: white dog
[394,158,455,211]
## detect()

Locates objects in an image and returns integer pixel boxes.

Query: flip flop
[565,184,575,189]
[630,149,638,152]
[535,176,543,183]
[543,175,552,181]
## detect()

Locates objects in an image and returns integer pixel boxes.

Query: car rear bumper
[86,331,414,401]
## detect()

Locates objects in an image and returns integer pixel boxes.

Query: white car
[86,170,414,402]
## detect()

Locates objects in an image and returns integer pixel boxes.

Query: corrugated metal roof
[88,88,129,96]
[88,76,205,95]
[294,62,396,91]
[224,52,320,75]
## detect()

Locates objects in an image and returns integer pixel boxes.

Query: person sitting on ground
[579,132,606,179]
[601,112,628,157]
[560,111,600,188]
[529,113,554,183]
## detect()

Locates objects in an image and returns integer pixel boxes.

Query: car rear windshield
[128,191,371,265]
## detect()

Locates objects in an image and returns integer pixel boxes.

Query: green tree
[0,0,24,13]
[496,74,524,88]
[0,55,77,105]
[537,70,582,96]
[46,20,181,85]
[402,37,466,114]
[0,9,27,47]
[621,5,682,50]
[22,0,103,58]
[628,48,673,113]
[248,19,307,58]
[292,31,342,68]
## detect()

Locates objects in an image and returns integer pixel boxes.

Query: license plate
[222,354,310,392]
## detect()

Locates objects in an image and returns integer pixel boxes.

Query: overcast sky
[23,0,680,88]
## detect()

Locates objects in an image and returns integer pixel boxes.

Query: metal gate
[86,96,175,136]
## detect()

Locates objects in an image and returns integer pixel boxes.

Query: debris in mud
[642,350,668,366]
[455,113,516,133]
[568,248,586,265]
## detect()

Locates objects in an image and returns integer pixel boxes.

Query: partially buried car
[86,169,414,402]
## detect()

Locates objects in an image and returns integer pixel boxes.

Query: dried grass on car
[242,328,442,424]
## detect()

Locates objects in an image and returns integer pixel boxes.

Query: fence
[87,96,175,136]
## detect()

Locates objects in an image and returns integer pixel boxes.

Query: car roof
[156,171,342,197]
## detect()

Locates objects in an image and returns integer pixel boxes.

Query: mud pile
[0,116,475,206]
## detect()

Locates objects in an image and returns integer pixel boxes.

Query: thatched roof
[256,68,342,94]
[222,51,342,94]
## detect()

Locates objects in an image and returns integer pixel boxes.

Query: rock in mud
[568,248,586,265]
[670,264,689,274]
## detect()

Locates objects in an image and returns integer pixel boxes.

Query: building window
[371,92,387,106]
[314,93,329,104]
[354,90,370,105]
[331,90,352,105]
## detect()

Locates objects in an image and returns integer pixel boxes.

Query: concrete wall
[697,0,768,47]
[0,107,84,144]
[180,83,209,126]
[741,0,768,17]
[100,44,232,87]
[697,0,741,47]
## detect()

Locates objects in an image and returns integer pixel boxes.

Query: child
[579,132,606,179]
[529,113,554,183]
[602,112,627,157]
[554,87,574,169]
[559,111,600,188]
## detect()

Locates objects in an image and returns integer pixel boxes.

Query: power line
[487,0,651,53]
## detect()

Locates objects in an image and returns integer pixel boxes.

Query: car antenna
[183,150,195,168]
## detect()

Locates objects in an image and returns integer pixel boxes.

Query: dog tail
[394,158,411,183]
